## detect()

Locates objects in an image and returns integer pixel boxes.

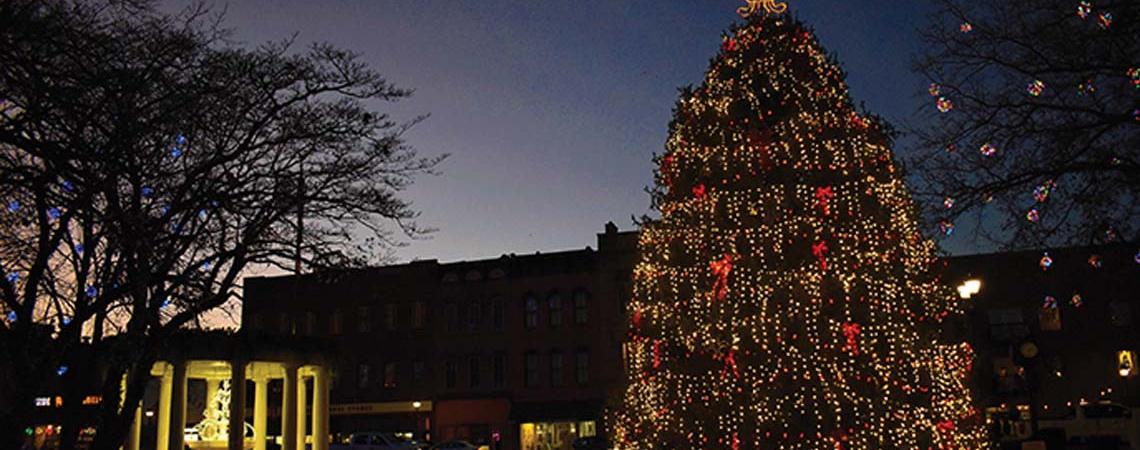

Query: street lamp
[957,278,982,299]
[411,401,425,442]
[1118,351,1135,377]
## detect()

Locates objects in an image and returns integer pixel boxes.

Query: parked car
[572,436,610,449]
[1038,402,1138,447]
[330,432,419,450]
[429,441,479,450]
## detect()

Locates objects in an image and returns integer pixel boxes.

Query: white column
[228,361,247,450]
[168,361,188,450]
[125,404,142,450]
[254,376,268,450]
[312,366,330,450]
[120,374,142,450]
[282,364,298,450]
[205,379,219,412]
[296,370,308,449]
[157,367,173,450]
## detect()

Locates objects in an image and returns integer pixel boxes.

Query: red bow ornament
[692,183,707,200]
[709,254,735,301]
[723,348,740,379]
[815,186,834,217]
[812,240,829,272]
[841,322,861,355]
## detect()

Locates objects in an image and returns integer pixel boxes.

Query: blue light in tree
[160,297,172,309]
[5,311,16,322]
[48,207,61,220]
[170,146,182,158]
[61,180,73,192]
[175,134,187,146]
[62,316,71,325]
[6,272,18,283]
[141,186,154,198]
[85,285,98,298]
[56,366,68,376]
[74,244,84,255]
[7,200,20,213]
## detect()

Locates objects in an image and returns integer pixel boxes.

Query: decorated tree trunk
[611,13,988,450]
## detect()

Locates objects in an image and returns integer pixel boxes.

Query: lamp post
[412,402,423,442]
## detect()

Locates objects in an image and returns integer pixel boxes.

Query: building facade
[943,245,1140,443]
[242,224,638,450]
[244,224,1140,448]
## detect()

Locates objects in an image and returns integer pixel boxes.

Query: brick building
[242,223,638,450]
[244,223,1140,448]
[943,244,1140,443]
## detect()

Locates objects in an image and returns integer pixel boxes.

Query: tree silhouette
[910,0,1139,249]
[0,1,445,448]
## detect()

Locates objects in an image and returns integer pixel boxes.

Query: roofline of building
[247,229,641,283]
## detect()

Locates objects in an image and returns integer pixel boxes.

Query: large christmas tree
[611,7,988,450]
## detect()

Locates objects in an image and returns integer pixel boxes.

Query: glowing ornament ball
[1077,1,1092,19]
[1033,180,1055,203]
[1088,254,1102,268]
[936,96,954,113]
[979,143,997,157]
[939,219,955,236]
[1026,80,1045,97]
[1098,12,1112,29]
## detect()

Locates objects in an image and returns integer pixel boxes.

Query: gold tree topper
[737,0,788,18]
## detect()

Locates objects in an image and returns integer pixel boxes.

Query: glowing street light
[957,278,982,299]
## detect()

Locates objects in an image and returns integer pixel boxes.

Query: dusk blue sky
[180,0,971,264]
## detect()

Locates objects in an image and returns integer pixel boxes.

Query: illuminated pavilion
[119,332,333,450]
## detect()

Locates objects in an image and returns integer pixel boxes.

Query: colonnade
[120,360,330,450]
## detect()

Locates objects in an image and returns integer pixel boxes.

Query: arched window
[573,289,590,325]
[524,294,538,329]
[548,292,563,327]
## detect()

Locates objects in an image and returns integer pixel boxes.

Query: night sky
[175,0,955,263]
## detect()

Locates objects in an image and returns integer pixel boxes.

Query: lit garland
[610,15,988,450]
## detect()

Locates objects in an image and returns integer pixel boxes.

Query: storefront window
[519,421,597,450]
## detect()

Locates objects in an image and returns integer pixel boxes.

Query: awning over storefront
[509,400,603,422]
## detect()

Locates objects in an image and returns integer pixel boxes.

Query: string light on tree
[610,3,987,448]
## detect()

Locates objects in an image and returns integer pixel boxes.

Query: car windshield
[1084,404,1130,419]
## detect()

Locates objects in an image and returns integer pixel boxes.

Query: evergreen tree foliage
[612,14,987,450]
